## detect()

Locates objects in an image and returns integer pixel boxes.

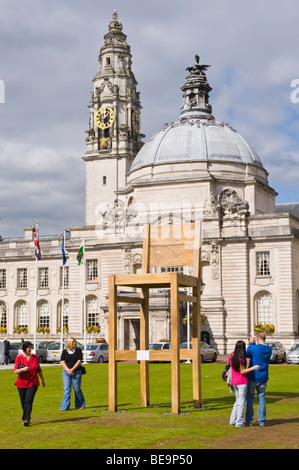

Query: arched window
[38,301,50,329]
[57,299,69,330]
[16,301,29,328]
[257,293,273,325]
[87,297,100,327]
[0,301,7,329]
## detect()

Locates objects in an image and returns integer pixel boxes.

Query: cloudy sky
[1,0,299,238]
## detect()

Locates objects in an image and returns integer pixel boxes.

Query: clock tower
[84,11,143,226]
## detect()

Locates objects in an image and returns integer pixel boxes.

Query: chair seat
[113,272,198,288]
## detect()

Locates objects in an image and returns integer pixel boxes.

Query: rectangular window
[0,269,6,289]
[60,267,69,287]
[86,260,98,282]
[39,268,49,288]
[161,266,184,273]
[256,252,270,276]
[103,176,107,185]
[17,268,27,288]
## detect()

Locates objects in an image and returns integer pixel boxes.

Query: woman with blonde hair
[60,337,85,411]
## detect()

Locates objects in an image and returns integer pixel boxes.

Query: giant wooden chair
[108,221,202,414]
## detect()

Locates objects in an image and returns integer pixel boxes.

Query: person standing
[3,337,10,365]
[229,340,260,427]
[14,341,46,426]
[60,337,85,411]
[245,333,272,427]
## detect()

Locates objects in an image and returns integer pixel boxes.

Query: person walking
[3,337,10,365]
[14,341,46,426]
[60,337,85,411]
[245,333,272,427]
[229,340,260,427]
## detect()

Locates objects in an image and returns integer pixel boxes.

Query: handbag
[81,366,86,375]
[222,362,235,392]
[224,366,232,385]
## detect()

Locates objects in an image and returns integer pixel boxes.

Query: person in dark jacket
[3,337,10,365]
[245,333,272,427]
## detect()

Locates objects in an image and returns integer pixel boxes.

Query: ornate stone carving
[220,189,250,218]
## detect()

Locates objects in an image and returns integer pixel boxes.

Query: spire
[180,54,214,119]
[103,10,128,48]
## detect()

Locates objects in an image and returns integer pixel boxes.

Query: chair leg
[192,282,202,408]
[171,274,180,414]
[140,287,150,407]
[108,275,117,412]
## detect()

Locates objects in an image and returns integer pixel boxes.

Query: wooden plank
[150,246,194,267]
[180,349,193,360]
[115,350,137,361]
[142,224,150,274]
[149,350,172,361]
[114,273,172,287]
[116,295,144,304]
[108,275,117,412]
[149,223,196,241]
[171,273,180,414]
[192,281,202,408]
[177,273,198,287]
[178,293,197,303]
[140,287,150,407]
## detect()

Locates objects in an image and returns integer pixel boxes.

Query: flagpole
[33,221,39,354]
[83,237,87,363]
[34,254,38,354]
[61,229,66,355]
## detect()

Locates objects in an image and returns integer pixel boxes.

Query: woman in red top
[229,340,259,427]
[14,341,46,426]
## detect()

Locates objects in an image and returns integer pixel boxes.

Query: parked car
[83,343,109,363]
[147,342,171,363]
[46,341,83,363]
[149,342,171,351]
[266,341,286,363]
[7,342,22,363]
[18,341,53,363]
[180,341,218,362]
[286,343,299,364]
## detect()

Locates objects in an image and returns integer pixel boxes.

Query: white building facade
[1,12,299,353]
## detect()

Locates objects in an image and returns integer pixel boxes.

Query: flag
[62,234,66,266]
[77,240,84,266]
[34,223,42,260]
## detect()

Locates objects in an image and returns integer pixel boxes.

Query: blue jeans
[60,369,85,410]
[245,381,267,426]
[229,384,247,427]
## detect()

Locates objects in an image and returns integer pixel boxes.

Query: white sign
[137,350,149,361]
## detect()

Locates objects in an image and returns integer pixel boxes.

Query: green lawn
[1,362,298,449]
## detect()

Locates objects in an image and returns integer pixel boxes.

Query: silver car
[286,343,299,364]
[180,341,217,362]
[46,341,83,362]
[7,342,22,363]
[83,343,109,363]
[18,340,53,363]
[266,341,286,363]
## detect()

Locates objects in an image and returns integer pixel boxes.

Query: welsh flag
[77,240,84,266]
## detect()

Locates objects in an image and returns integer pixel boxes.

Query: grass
[1,362,299,449]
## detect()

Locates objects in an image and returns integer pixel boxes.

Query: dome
[129,55,263,174]
[129,118,263,172]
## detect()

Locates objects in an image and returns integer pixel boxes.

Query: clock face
[95,106,115,129]
[132,109,141,133]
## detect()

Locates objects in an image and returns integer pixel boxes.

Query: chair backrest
[141,222,202,278]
